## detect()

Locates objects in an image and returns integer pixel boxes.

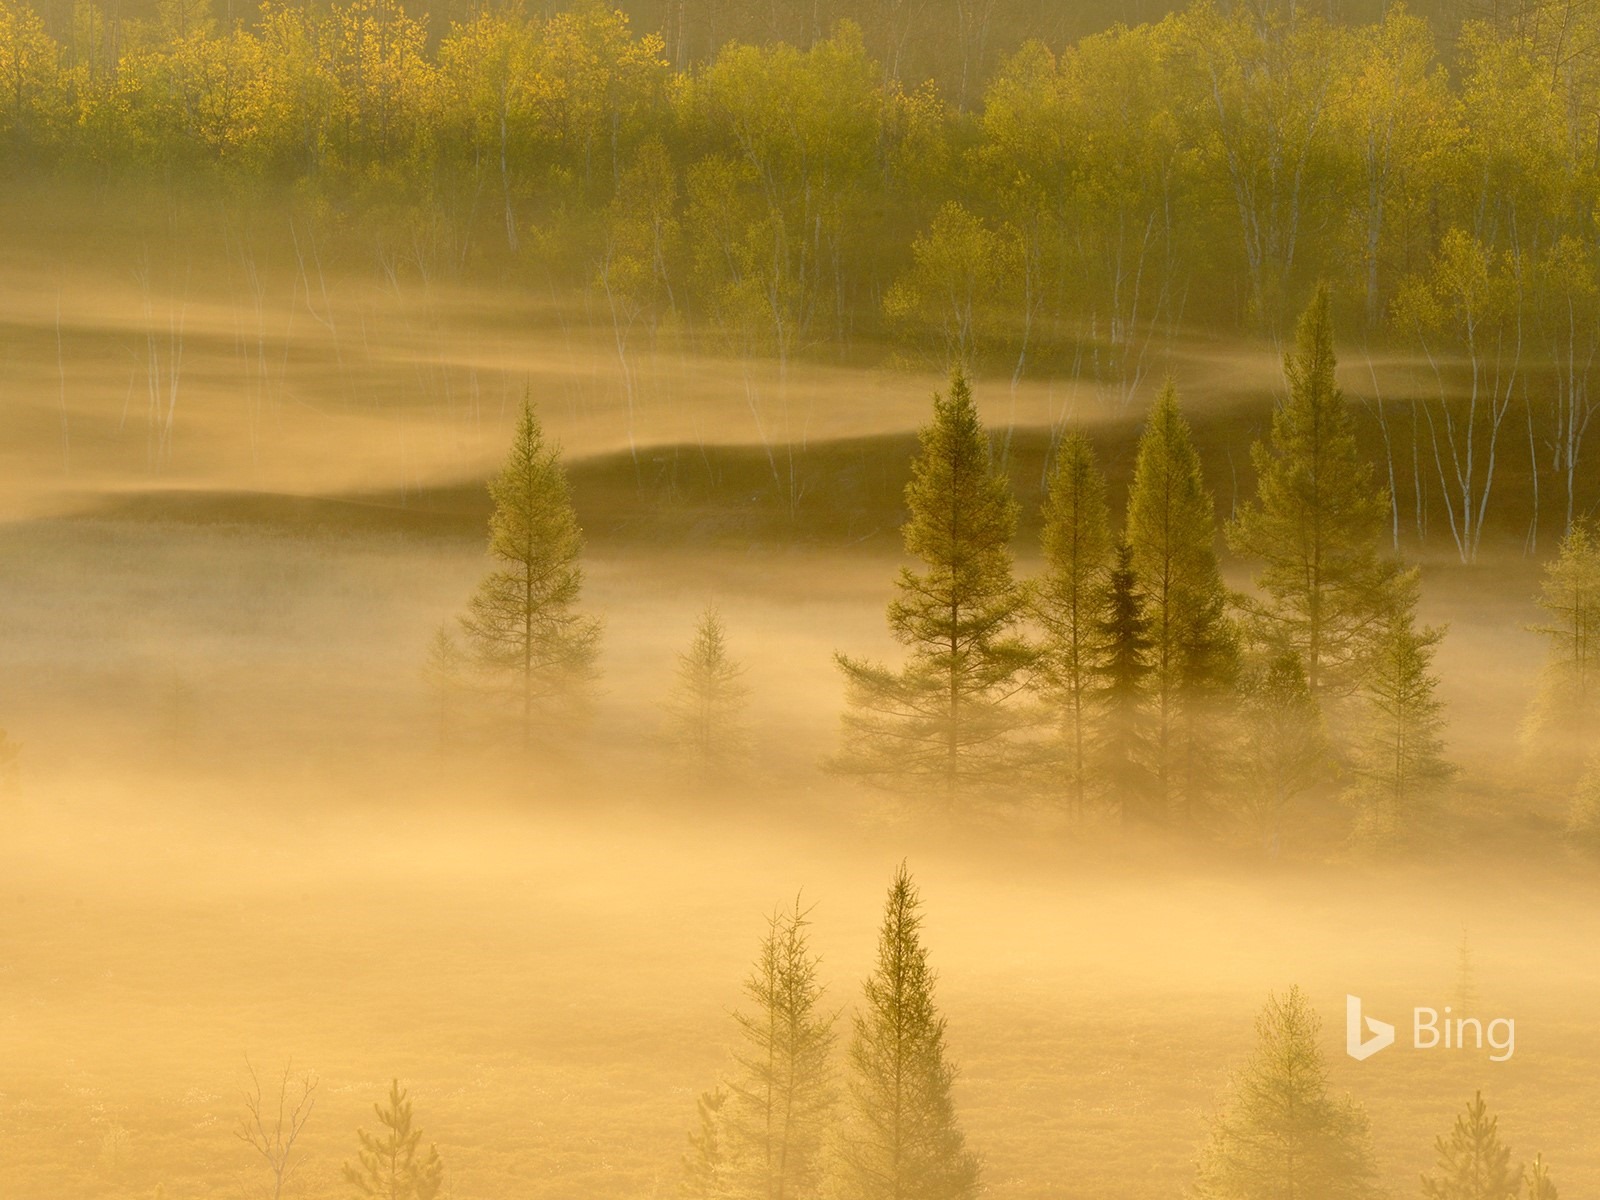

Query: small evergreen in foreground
[1195,987,1378,1200]
[343,1080,443,1200]
[1421,1092,1521,1200]
[838,864,979,1200]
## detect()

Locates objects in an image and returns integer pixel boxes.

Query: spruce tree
[1525,521,1600,751]
[839,864,979,1200]
[342,1080,443,1200]
[1127,380,1237,822]
[666,605,750,783]
[1091,542,1157,823]
[1421,1092,1522,1200]
[834,370,1033,798]
[1230,651,1331,855]
[1346,578,1453,845]
[1035,431,1114,815]
[1228,285,1397,701]
[457,398,601,747]
[1195,987,1379,1200]
[725,899,836,1200]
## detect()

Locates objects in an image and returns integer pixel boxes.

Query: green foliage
[834,370,1034,798]
[1127,379,1236,821]
[456,398,601,747]
[838,864,979,1200]
[1526,522,1600,751]
[1228,284,1397,702]
[1229,650,1331,854]
[666,604,750,783]
[342,1080,443,1200]
[884,201,1022,368]
[1346,581,1453,845]
[1035,432,1113,813]
[1090,542,1157,822]
[1196,987,1379,1200]
[1421,1092,1521,1200]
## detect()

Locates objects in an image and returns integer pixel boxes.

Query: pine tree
[839,864,979,1200]
[724,899,836,1200]
[1228,285,1398,701]
[457,398,601,748]
[422,624,467,749]
[1127,380,1237,822]
[1346,579,1453,845]
[1035,431,1113,815]
[1230,651,1331,855]
[1421,1092,1522,1200]
[681,1088,730,1200]
[1525,521,1600,752]
[666,605,750,783]
[834,370,1033,799]
[342,1080,443,1200]
[1195,987,1379,1200]
[1091,542,1157,823]
[1524,1155,1557,1200]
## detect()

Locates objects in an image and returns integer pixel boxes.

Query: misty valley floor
[2,509,1597,1200]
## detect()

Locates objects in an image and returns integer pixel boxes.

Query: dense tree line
[6,0,1599,552]
[833,292,1459,848]
[428,290,1599,848]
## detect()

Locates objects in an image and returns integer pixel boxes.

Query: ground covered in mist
[4,196,1600,1197]
[4,480,1598,1200]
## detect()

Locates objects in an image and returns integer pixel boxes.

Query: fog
[4,186,1599,1200]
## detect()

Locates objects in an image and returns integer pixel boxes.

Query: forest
[4,0,1600,1198]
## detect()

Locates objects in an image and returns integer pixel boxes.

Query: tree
[1127,380,1236,822]
[724,899,836,1200]
[883,201,1021,368]
[1421,1092,1522,1200]
[1229,651,1331,855]
[1090,542,1156,823]
[1525,1155,1557,1200]
[1565,753,1600,854]
[456,399,601,748]
[1391,229,1524,565]
[421,624,467,749]
[665,604,750,783]
[343,1080,443,1200]
[1195,987,1379,1200]
[1228,285,1398,702]
[1525,521,1600,750]
[838,864,979,1200]
[1034,431,1113,815]
[680,1087,730,1200]
[833,370,1033,799]
[1345,582,1453,845]
[236,1061,317,1200]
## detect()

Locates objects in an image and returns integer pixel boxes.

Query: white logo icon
[1346,994,1395,1061]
